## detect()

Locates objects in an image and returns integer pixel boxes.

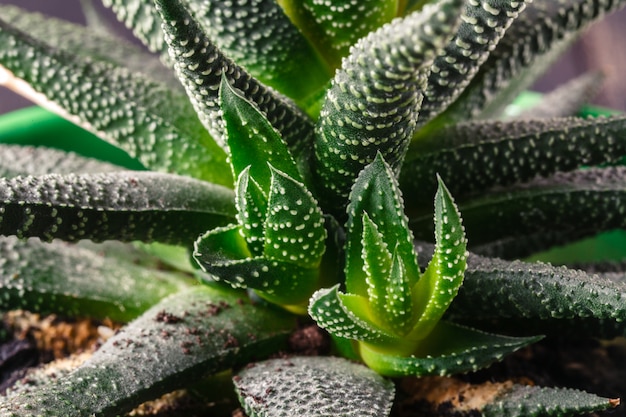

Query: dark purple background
[1,0,625,114]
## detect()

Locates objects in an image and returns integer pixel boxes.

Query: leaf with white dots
[437,0,626,123]
[402,115,626,212]
[264,166,326,269]
[233,356,395,417]
[359,321,541,377]
[220,77,303,188]
[236,168,268,257]
[361,214,414,334]
[0,171,235,245]
[346,154,420,298]
[0,9,231,185]
[414,0,531,130]
[445,250,626,338]
[409,177,467,339]
[410,167,626,258]
[0,285,295,417]
[153,0,315,154]
[278,0,401,69]
[308,285,398,346]
[313,0,462,211]
[188,0,331,107]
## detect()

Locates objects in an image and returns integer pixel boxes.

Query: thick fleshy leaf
[0,4,177,87]
[220,77,302,188]
[361,214,414,334]
[0,145,120,178]
[308,285,397,346]
[101,0,166,53]
[313,0,462,210]
[513,71,605,119]
[482,385,618,417]
[278,0,400,69]
[441,250,626,338]
[440,0,626,123]
[414,0,530,129]
[409,177,467,339]
[153,0,315,153]
[346,154,420,297]
[264,167,326,269]
[359,321,540,377]
[236,168,268,256]
[411,167,626,256]
[402,115,626,211]
[0,171,235,244]
[0,236,190,322]
[234,356,395,417]
[0,10,230,185]
[0,286,295,416]
[189,0,331,106]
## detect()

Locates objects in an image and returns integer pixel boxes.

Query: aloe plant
[0,0,625,416]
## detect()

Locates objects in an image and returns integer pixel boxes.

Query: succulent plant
[0,0,625,416]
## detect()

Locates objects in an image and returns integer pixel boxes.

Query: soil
[1,313,624,417]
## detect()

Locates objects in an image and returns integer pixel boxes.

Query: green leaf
[445,250,626,337]
[313,0,462,209]
[402,115,626,212]
[308,285,397,346]
[277,0,401,69]
[0,286,295,416]
[359,321,540,377]
[264,166,326,269]
[189,0,331,106]
[482,385,618,417]
[0,11,230,185]
[220,77,302,187]
[0,4,177,87]
[414,0,530,129]
[0,144,121,178]
[236,168,268,256]
[101,0,166,53]
[0,236,190,322]
[410,167,626,256]
[361,214,414,334]
[0,171,235,245]
[346,154,420,297]
[438,0,626,123]
[234,356,395,417]
[409,177,467,339]
[153,0,315,154]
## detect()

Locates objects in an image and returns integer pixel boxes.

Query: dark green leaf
[0,171,235,244]
[402,115,626,211]
[313,0,462,209]
[189,0,331,106]
[153,0,315,154]
[101,0,165,53]
[0,286,295,416]
[483,384,618,417]
[234,356,395,417]
[0,236,190,322]
[236,168,268,256]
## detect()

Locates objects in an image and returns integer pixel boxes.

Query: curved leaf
[0,286,295,416]
[153,0,315,153]
[101,0,165,53]
[415,0,531,129]
[0,144,121,178]
[402,115,626,210]
[0,171,236,244]
[189,0,331,106]
[313,0,462,209]
[234,356,395,417]
[0,11,230,185]
[0,236,190,322]
[359,321,540,377]
[410,167,626,252]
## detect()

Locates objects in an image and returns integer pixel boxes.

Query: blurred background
[1,0,625,114]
